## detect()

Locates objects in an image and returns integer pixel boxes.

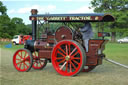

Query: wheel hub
[20,58,24,62]
[65,55,70,61]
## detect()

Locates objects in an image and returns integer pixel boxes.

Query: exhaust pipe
[31,9,38,40]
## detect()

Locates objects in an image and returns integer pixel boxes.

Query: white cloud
[8,9,16,14]
[8,5,56,14]
[68,6,94,13]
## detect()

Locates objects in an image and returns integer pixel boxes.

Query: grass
[104,43,128,65]
[0,42,128,85]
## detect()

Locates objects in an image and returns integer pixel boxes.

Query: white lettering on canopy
[36,16,100,21]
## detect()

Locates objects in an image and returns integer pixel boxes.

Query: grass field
[0,42,128,85]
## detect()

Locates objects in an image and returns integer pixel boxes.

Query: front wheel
[13,49,33,72]
[52,40,86,76]
[13,42,16,45]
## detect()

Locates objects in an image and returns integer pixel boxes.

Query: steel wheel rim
[32,51,47,69]
[13,49,32,72]
[52,40,85,76]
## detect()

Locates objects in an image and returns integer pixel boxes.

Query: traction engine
[13,9,114,76]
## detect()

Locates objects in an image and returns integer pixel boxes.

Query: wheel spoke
[72,57,80,60]
[17,53,22,59]
[66,44,68,55]
[16,61,22,65]
[36,62,38,67]
[65,61,68,72]
[34,52,36,56]
[57,59,65,64]
[57,51,66,57]
[60,61,67,70]
[68,43,71,55]
[40,62,43,66]
[70,62,72,72]
[24,56,30,61]
[39,59,44,66]
[70,61,77,70]
[24,51,27,59]
[72,60,79,65]
[56,57,65,60]
[71,51,79,58]
[16,59,21,61]
[23,63,25,70]
[24,62,29,68]
[32,51,47,69]
[19,63,22,69]
[58,47,66,55]
[33,62,36,65]
[69,47,77,56]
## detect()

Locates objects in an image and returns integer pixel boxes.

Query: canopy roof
[29,13,114,22]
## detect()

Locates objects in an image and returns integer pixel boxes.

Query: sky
[2,0,94,24]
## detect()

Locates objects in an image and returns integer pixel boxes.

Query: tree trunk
[111,32,116,42]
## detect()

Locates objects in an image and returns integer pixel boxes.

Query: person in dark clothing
[79,22,93,52]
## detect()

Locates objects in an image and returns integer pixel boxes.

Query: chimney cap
[31,9,38,15]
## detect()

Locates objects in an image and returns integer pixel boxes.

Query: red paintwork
[32,51,46,69]
[12,9,114,75]
[55,26,73,42]
[36,38,107,66]
[51,40,84,76]
[19,35,32,44]
[13,49,31,72]
[35,28,108,67]
[86,40,106,65]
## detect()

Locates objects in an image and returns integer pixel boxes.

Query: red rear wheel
[82,65,96,72]
[32,51,47,69]
[52,40,86,76]
[13,49,33,72]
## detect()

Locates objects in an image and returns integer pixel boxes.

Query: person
[79,22,93,52]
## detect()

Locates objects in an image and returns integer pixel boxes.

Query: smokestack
[31,9,38,40]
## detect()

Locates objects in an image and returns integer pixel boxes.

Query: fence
[0,38,11,42]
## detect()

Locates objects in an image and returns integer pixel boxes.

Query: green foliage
[0,1,7,15]
[91,0,128,41]
[11,17,31,35]
[0,1,31,39]
[11,17,23,24]
[0,15,16,38]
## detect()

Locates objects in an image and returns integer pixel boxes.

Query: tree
[0,1,16,38]
[0,15,16,38]
[0,1,7,15]
[11,17,31,35]
[11,17,23,24]
[0,1,31,39]
[91,0,128,42]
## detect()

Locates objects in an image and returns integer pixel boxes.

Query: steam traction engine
[13,9,114,76]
